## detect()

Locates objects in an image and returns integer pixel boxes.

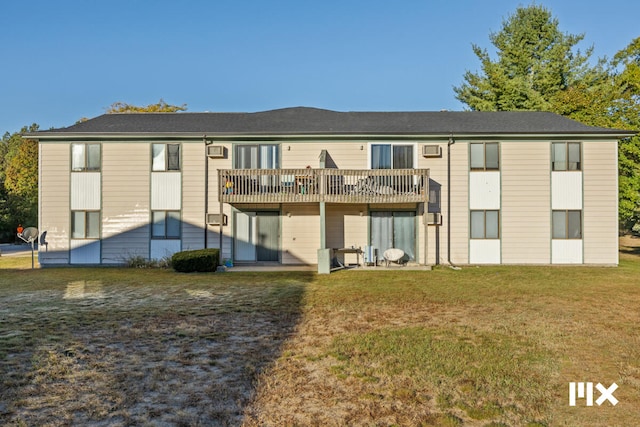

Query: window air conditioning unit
[207,213,227,226]
[207,145,225,158]
[427,212,442,225]
[422,145,442,157]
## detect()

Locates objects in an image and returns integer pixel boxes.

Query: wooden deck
[218,168,429,204]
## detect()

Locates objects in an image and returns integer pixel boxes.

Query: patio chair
[383,248,405,267]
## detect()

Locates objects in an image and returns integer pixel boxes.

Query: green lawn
[1,245,639,426]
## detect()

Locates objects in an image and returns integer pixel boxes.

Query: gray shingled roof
[31,107,635,137]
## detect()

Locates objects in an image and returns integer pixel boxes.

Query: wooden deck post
[319,201,326,249]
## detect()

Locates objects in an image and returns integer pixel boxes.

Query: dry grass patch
[2,242,640,426]
[245,248,640,426]
[0,266,310,426]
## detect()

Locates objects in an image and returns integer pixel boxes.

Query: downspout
[423,182,429,267]
[447,134,461,270]
[203,136,208,249]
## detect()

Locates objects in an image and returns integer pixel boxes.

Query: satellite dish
[20,227,39,242]
[17,226,39,269]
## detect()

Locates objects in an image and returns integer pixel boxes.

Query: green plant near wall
[171,249,220,273]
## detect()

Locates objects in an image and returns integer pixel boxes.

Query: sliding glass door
[370,211,416,260]
[371,144,414,169]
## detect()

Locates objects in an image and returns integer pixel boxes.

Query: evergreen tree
[455,5,640,230]
[454,5,594,111]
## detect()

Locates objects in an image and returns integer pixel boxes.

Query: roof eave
[26,130,636,141]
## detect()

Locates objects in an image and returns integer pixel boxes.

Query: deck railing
[218,168,429,204]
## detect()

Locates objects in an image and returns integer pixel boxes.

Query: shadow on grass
[0,269,314,426]
[620,235,640,256]
[620,246,640,255]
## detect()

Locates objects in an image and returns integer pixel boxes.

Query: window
[371,144,414,169]
[71,143,101,171]
[470,142,499,170]
[552,142,581,171]
[470,210,500,239]
[71,211,100,239]
[152,211,181,239]
[552,210,582,239]
[152,144,180,171]
[234,144,279,169]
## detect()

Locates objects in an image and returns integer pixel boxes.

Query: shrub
[124,255,172,269]
[171,249,220,273]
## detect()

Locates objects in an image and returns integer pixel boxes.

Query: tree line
[0,5,639,242]
[0,125,38,242]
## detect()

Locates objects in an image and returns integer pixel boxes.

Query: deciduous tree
[611,38,640,229]
[0,124,39,241]
[106,98,187,113]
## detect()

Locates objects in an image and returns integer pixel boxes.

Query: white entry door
[234,211,280,262]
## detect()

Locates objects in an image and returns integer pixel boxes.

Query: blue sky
[1,0,638,134]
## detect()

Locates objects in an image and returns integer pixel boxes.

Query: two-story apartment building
[29,107,634,269]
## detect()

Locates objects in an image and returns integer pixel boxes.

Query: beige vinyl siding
[501,141,551,264]
[181,142,205,250]
[326,204,368,264]
[101,143,150,263]
[417,142,447,265]
[281,204,320,264]
[206,143,233,258]
[417,209,426,265]
[282,141,367,169]
[39,143,71,264]
[449,142,469,264]
[583,140,618,265]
